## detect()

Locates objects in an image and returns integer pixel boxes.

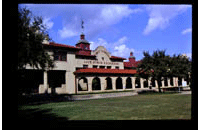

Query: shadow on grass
[18,108,71,128]
[18,94,74,106]
[137,89,180,95]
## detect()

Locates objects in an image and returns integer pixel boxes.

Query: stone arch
[135,77,140,88]
[78,77,88,91]
[105,77,112,90]
[92,77,101,90]
[116,77,123,89]
[126,77,132,89]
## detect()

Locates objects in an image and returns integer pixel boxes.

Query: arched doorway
[126,77,132,89]
[116,77,123,89]
[78,77,88,91]
[135,77,140,88]
[92,77,101,90]
[105,77,112,90]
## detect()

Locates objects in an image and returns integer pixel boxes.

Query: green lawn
[18,93,191,120]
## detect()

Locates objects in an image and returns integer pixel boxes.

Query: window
[61,55,66,61]
[100,66,105,69]
[83,65,88,68]
[107,66,111,69]
[93,65,98,68]
[54,52,67,61]
[115,66,119,69]
[102,57,104,61]
[54,55,59,61]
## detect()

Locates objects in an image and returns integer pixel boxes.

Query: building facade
[23,33,190,94]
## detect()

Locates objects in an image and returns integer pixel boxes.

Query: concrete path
[179,91,191,95]
[72,92,138,101]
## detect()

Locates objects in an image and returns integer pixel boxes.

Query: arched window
[116,77,123,89]
[92,77,101,90]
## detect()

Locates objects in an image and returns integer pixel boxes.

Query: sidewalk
[71,91,138,101]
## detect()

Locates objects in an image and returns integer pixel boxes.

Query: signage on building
[84,60,119,65]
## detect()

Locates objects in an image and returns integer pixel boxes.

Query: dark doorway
[151,78,155,87]
[135,77,140,88]
[106,77,112,90]
[116,77,123,89]
[144,80,148,88]
[18,69,43,94]
[164,77,168,87]
[48,70,66,94]
[178,77,182,86]
[92,77,101,90]
[78,77,88,91]
[126,77,132,89]
[170,77,174,86]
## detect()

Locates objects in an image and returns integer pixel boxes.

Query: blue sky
[19,4,192,61]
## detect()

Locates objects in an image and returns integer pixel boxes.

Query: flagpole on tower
[81,18,84,34]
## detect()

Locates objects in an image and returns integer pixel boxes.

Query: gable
[92,46,111,62]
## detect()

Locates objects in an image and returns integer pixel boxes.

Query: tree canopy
[18,7,54,70]
[137,50,191,92]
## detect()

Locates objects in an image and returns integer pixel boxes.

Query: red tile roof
[124,61,141,68]
[74,68,137,74]
[43,42,81,50]
[110,56,126,60]
[76,54,96,57]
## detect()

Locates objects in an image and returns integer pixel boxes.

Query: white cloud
[186,53,192,59]
[112,44,135,58]
[20,4,143,39]
[181,28,192,35]
[90,38,108,50]
[58,27,78,38]
[143,5,191,35]
[90,36,135,58]
[43,18,54,29]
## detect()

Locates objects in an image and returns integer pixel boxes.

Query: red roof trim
[76,54,96,57]
[110,56,126,60]
[74,68,137,74]
[43,42,81,50]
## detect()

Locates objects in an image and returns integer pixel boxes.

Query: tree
[168,54,191,88]
[18,7,54,70]
[137,50,191,92]
[137,50,170,92]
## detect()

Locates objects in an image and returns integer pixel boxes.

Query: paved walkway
[72,92,138,101]
[71,90,191,101]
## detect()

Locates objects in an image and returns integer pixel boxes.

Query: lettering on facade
[84,60,119,65]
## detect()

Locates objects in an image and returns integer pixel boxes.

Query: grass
[18,93,191,120]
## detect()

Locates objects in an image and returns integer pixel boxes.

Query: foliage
[137,50,191,92]
[18,7,54,70]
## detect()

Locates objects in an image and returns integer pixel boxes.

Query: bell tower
[75,20,91,55]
